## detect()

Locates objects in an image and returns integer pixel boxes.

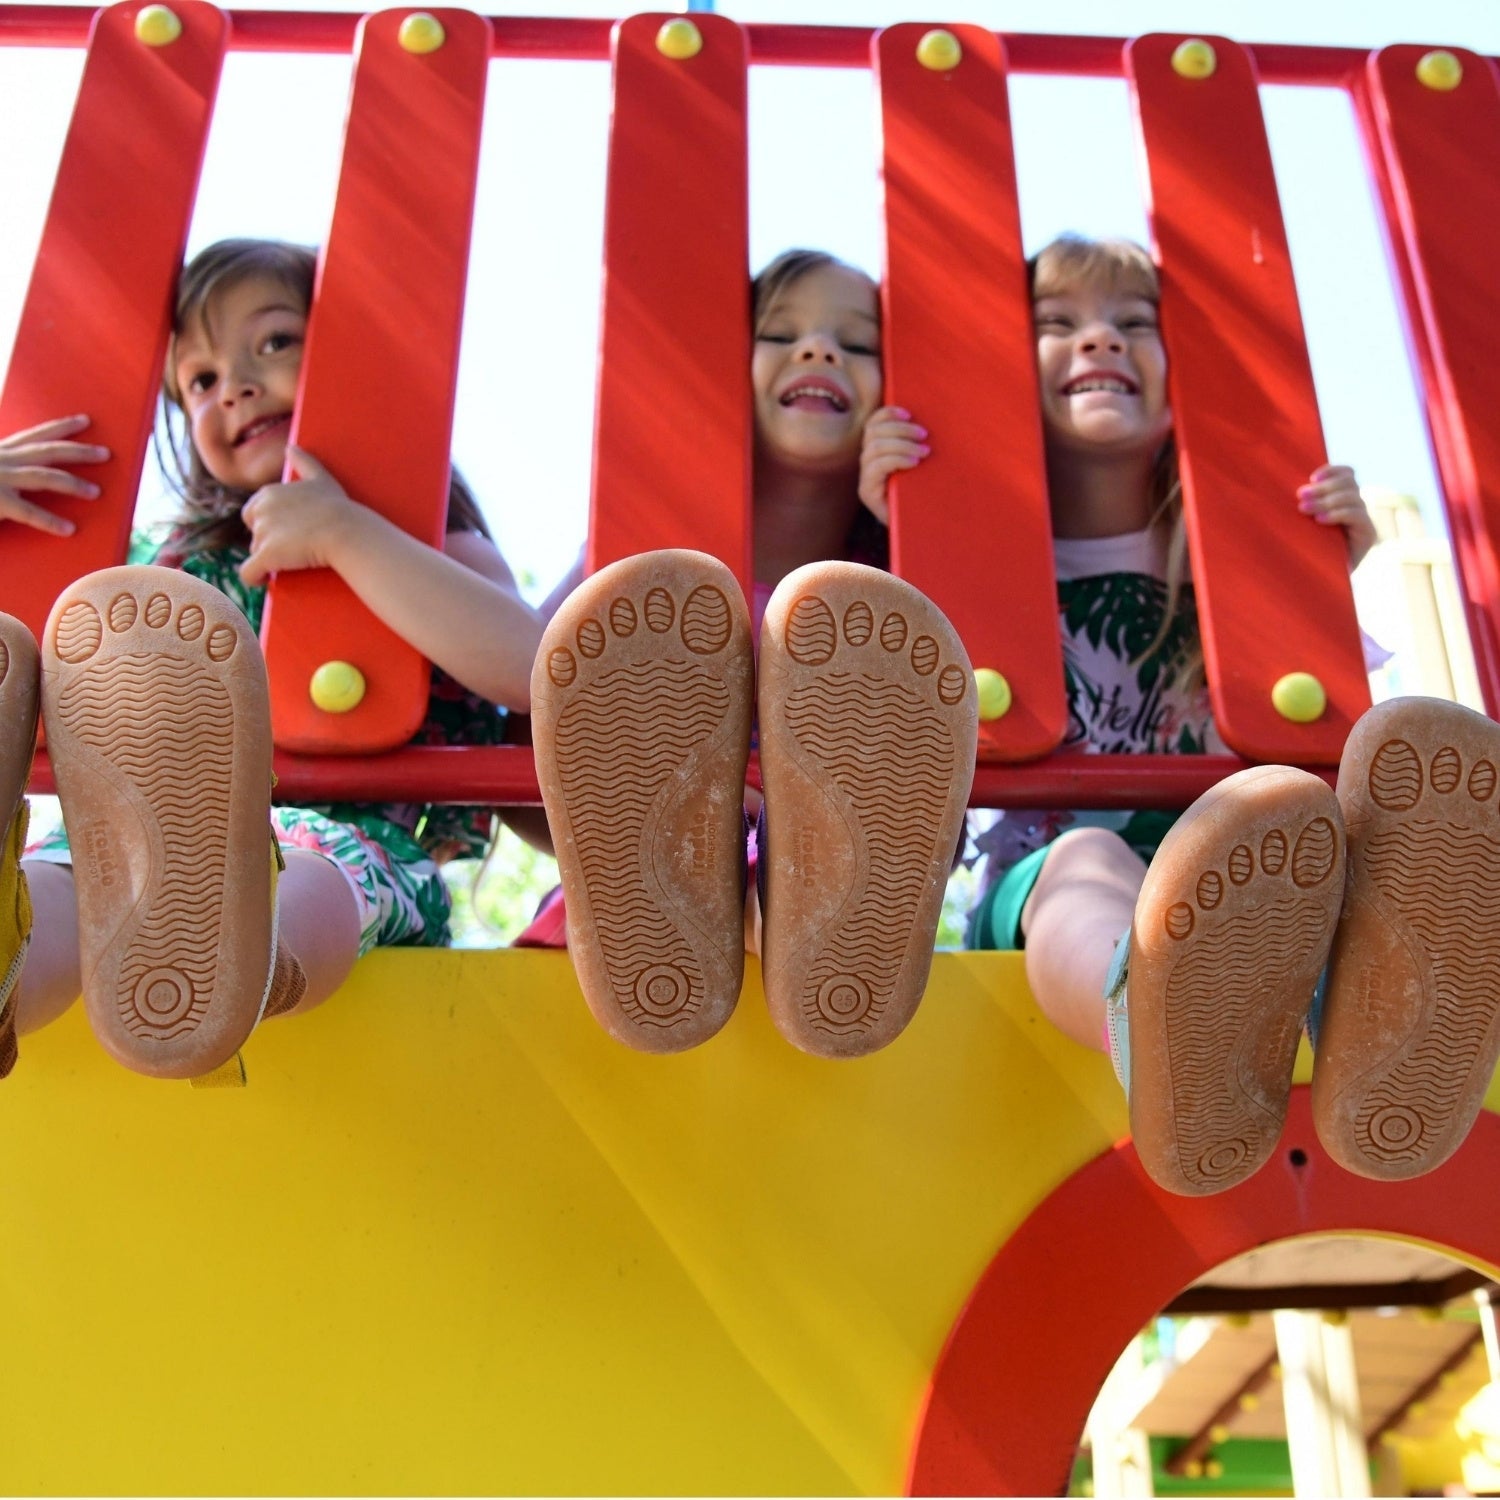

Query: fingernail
[913,425,929,438]
[83,482,100,498]
[917,443,932,455]
[893,407,910,419]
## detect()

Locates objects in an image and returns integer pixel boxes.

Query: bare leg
[1020,827,1147,1053]
[15,859,81,1034]
[271,849,361,1016]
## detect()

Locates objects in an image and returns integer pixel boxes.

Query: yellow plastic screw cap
[1171,38,1217,79]
[135,4,182,45]
[310,660,367,714]
[1416,49,1463,91]
[916,29,962,72]
[1208,1424,1230,1445]
[1271,671,1327,723]
[973,667,1011,721]
[656,18,702,60]
[399,12,446,54]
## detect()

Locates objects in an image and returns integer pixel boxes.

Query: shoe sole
[42,567,274,1078]
[758,562,976,1058]
[531,550,752,1053]
[0,612,39,1078]
[1129,765,1344,1195]
[1314,696,1500,1179]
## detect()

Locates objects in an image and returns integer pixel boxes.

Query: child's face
[172,272,308,492]
[1033,277,1171,460]
[752,263,882,474]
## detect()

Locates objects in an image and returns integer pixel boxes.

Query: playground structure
[2,6,1500,1495]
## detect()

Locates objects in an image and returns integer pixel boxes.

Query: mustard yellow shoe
[0,613,41,1079]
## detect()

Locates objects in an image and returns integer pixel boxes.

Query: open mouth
[779,379,849,413]
[234,413,292,447]
[1062,374,1138,397]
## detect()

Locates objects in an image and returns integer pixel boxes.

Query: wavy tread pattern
[1165,897,1331,1188]
[782,671,953,1038]
[554,658,729,1029]
[1351,803,1500,1167]
[57,654,233,1038]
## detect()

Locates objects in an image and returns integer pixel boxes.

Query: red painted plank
[1128,33,1369,764]
[260,7,489,753]
[1361,46,1500,716]
[0,0,225,642]
[589,12,751,594]
[874,23,1064,762]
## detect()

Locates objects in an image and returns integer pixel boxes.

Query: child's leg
[757,562,977,1058]
[531,550,753,1054]
[273,848,360,1014]
[1020,828,1148,1052]
[1315,697,1500,1180]
[13,858,80,1034]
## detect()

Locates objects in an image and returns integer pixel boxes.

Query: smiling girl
[0,237,542,1080]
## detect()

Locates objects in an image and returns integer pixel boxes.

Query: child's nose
[1077,324,1125,355]
[220,366,261,403]
[794,334,840,365]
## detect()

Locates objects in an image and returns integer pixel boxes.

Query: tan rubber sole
[758,562,977,1059]
[1314,696,1500,1179]
[42,567,275,1079]
[531,550,753,1053]
[0,611,40,1079]
[1128,765,1345,1195]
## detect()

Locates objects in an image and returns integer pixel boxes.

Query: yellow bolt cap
[1238,1391,1260,1412]
[974,667,1011,721]
[656,18,702,60]
[1171,38,1217,79]
[1204,1460,1224,1480]
[1208,1424,1230,1445]
[399,12,445,53]
[1271,671,1327,722]
[916,29,962,72]
[1322,1307,1349,1326]
[310,660,367,714]
[1416,49,1462,91]
[135,4,182,45]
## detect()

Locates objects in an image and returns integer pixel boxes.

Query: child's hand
[239,446,363,586]
[0,415,109,536]
[1299,463,1377,570]
[858,405,930,526]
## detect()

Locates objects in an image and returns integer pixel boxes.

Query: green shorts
[965,843,1052,951]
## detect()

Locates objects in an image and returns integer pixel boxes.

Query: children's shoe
[531,549,753,1053]
[1123,765,1345,1195]
[0,613,40,1078]
[758,562,977,1058]
[41,566,281,1078]
[1314,697,1500,1179]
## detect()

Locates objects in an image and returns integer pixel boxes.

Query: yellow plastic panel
[0,951,1121,1496]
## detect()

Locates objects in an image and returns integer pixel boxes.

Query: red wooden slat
[875,22,1064,762]
[1127,33,1370,764]
[1360,46,1500,715]
[261,7,489,753]
[0,0,225,642]
[589,12,751,593]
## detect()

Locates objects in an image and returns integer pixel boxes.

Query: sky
[3,0,1499,608]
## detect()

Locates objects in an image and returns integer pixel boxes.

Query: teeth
[1067,378,1133,395]
[782,384,847,410]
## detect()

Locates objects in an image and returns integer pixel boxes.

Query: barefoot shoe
[531,550,753,1053]
[42,567,283,1079]
[758,562,976,1058]
[1314,697,1500,1179]
[1124,766,1344,1195]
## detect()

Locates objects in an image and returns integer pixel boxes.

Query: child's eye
[261,330,301,355]
[1035,316,1072,331]
[185,370,215,395]
[841,341,879,357]
[756,331,795,345]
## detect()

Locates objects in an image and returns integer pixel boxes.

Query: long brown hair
[750,248,889,570]
[159,237,491,558]
[1029,233,1202,688]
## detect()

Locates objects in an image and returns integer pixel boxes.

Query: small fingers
[0,413,95,449]
[0,465,100,499]
[15,440,111,468]
[0,494,77,536]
